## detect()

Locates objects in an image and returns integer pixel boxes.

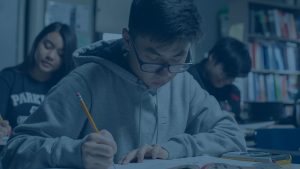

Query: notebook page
[109,155,280,169]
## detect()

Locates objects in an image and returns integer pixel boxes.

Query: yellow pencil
[76,92,99,133]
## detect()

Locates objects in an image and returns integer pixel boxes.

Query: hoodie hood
[73,39,144,86]
[73,39,128,69]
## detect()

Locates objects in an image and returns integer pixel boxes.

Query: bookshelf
[228,0,300,121]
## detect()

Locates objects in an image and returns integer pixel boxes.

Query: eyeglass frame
[129,39,193,73]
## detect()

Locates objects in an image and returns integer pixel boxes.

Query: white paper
[109,155,281,169]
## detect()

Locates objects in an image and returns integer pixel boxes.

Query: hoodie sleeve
[1,71,91,169]
[161,77,246,159]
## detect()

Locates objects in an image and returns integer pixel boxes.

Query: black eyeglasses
[130,40,193,73]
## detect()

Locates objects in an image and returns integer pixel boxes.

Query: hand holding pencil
[76,92,117,169]
[0,115,12,145]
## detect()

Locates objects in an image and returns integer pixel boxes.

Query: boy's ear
[208,54,217,65]
[122,28,130,50]
[208,54,213,63]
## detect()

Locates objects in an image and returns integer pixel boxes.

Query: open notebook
[110,155,282,169]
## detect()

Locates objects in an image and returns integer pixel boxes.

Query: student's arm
[160,77,246,159]
[1,70,116,169]
[2,70,117,169]
[226,85,242,122]
[1,72,87,168]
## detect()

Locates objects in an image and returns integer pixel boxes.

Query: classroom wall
[193,0,227,63]
[26,0,46,54]
[0,0,23,70]
[95,0,131,34]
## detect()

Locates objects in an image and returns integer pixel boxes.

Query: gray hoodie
[2,39,246,169]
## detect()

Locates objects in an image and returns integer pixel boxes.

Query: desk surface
[283,164,300,169]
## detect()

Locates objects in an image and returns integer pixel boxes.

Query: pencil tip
[76,92,81,97]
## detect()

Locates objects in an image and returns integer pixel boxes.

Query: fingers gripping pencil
[76,92,117,169]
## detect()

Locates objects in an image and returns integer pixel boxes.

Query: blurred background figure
[189,37,251,123]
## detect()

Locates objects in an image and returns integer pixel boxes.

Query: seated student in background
[0,22,77,142]
[188,37,251,123]
[2,1,246,169]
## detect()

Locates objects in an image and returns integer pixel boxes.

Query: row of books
[222,151,292,165]
[245,72,298,102]
[248,41,299,71]
[249,8,300,39]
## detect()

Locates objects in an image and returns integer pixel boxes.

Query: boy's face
[124,31,191,89]
[206,56,235,88]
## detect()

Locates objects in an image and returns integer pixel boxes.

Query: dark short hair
[209,37,251,78]
[21,22,77,83]
[128,0,202,43]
